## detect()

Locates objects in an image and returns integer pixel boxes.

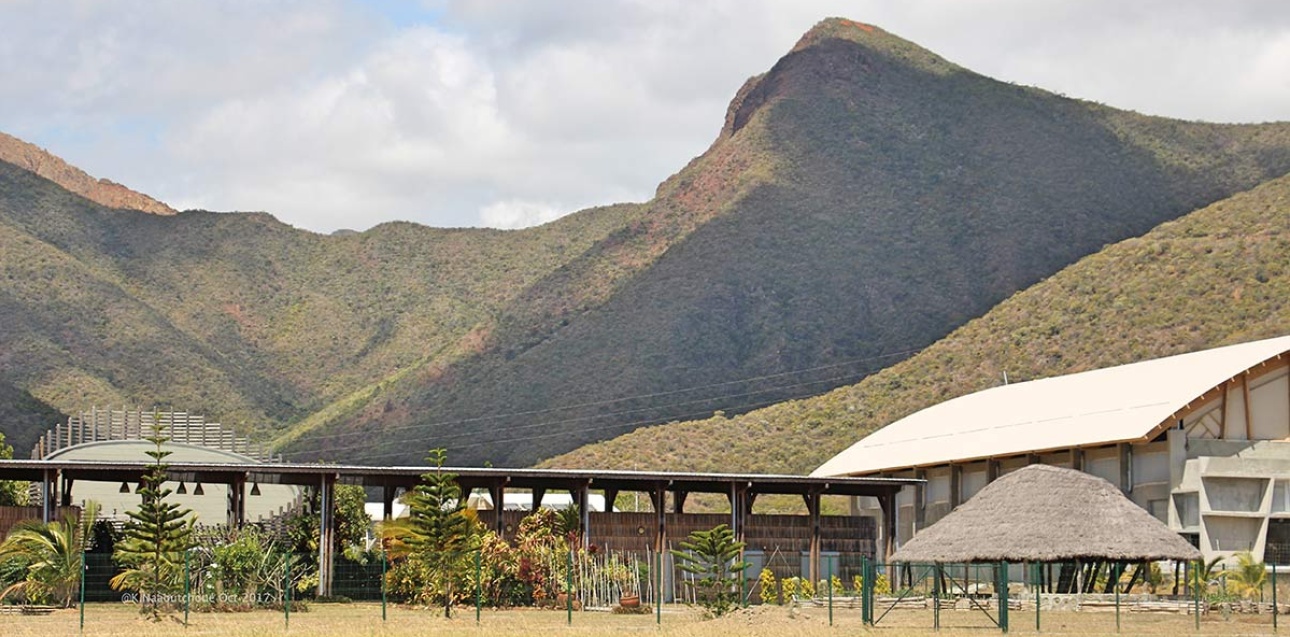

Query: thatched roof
[891,464,1202,563]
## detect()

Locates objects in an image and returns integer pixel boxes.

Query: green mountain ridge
[282,19,1290,466]
[543,171,1290,474]
[2,18,1290,468]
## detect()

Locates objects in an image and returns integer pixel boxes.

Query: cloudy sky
[3,1,1288,232]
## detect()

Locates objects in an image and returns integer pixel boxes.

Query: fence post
[79,543,86,633]
[656,548,662,625]
[933,562,941,632]
[828,558,834,627]
[285,548,292,630]
[863,556,874,625]
[380,543,387,622]
[1194,558,1200,631]
[1034,563,1041,633]
[1273,562,1278,633]
[183,549,190,627]
[475,550,482,624]
[1114,562,1121,633]
[999,561,1009,634]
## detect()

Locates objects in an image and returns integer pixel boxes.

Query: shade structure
[892,464,1202,563]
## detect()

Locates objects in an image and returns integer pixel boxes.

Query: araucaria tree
[405,448,476,617]
[671,524,749,617]
[110,417,195,619]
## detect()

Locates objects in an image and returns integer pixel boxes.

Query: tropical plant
[0,432,27,506]
[1226,551,1268,600]
[403,448,476,617]
[110,417,196,619]
[670,524,749,616]
[758,568,778,605]
[1189,556,1225,593]
[0,500,99,606]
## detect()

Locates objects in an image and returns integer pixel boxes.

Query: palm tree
[0,501,99,607]
[1227,551,1268,600]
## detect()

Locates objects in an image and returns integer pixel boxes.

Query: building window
[1148,499,1168,523]
[1174,493,1199,528]
[1274,481,1290,513]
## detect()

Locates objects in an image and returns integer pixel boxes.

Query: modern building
[813,335,1290,565]
[29,407,301,527]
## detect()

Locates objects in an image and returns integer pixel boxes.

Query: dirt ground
[0,602,1283,636]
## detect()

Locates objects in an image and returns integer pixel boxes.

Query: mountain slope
[0,132,175,215]
[5,18,1290,468]
[284,18,1290,467]
[543,170,1290,474]
[0,156,642,453]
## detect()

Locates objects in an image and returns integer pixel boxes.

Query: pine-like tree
[110,415,195,619]
[670,524,750,616]
[404,448,474,617]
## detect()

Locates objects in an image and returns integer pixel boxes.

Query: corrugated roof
[813,335,1290,477]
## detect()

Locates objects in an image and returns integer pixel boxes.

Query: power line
[289,346,926,461]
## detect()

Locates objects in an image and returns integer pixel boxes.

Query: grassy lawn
[1,602,1282,636]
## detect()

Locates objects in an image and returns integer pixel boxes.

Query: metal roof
[0,459,916,496]
[813,335,1290,477]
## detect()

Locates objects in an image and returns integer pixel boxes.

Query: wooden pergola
[0,459,917,596]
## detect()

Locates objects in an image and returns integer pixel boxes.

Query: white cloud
[479,199,566,229]
[2,1,1289,232]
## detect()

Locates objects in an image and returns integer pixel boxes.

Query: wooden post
[317,473,336,597]
[806,489,822,586]
[1242,373,1254,440]
[489,481,506,536]
[382,484,397,521]
[577,481,591,549]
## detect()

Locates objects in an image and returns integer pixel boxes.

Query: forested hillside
[545,172,1290,473]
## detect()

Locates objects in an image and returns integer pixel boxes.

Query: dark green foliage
[285,483,370,565]
[404,448,476,616]
[670,524,749,616]
[0,431,26,506]
[110,418,195,618]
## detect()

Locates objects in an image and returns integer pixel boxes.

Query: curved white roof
[813,335,1290,477]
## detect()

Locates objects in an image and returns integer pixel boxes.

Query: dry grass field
[1,603,1285,637]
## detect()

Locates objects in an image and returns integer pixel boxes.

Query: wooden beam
[1243,372,1254,440]
[673,490,688,514]
[1220,380,1229,439]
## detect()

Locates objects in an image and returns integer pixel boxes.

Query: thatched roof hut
[892,464,1202,563]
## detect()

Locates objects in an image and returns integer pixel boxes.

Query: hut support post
[1272,562,1278,632]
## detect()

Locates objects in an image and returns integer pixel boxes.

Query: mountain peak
[0,131,175,216]
[792,18,961,76]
